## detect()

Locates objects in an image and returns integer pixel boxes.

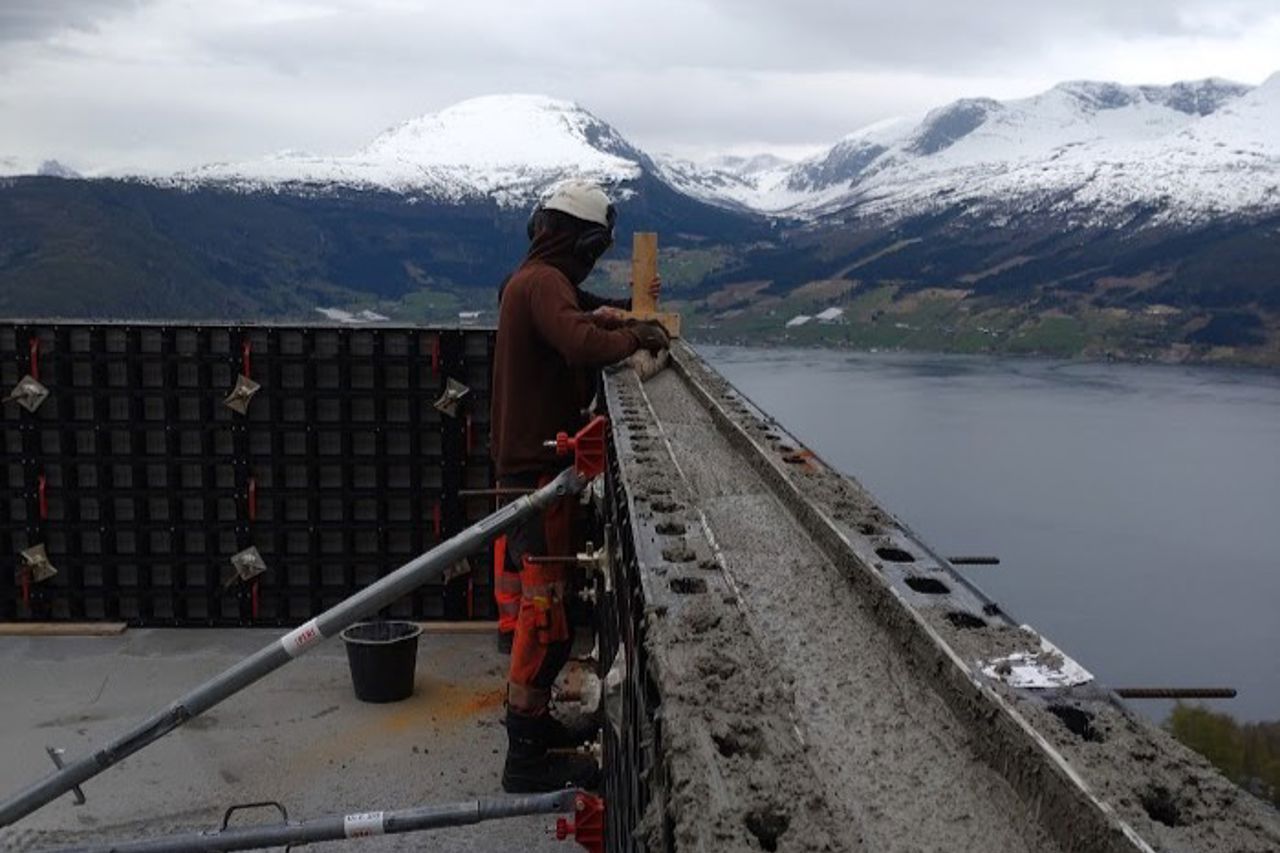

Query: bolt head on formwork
[19,544,57,583]
[223,374,261,415]
[4,375,49,413]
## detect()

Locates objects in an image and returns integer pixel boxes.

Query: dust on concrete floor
[0,629,567,852]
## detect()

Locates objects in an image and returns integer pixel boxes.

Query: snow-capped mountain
[176,95,645,206]
[147,76,1280,227]
[672,76,1280,226]
[0,156,37,178]
[1,157,83,178]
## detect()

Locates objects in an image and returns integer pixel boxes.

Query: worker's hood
[523,221,596,286]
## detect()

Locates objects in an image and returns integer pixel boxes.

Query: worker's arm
[530,276,640,368]
[577,290,630,312]
[578,274,662,313]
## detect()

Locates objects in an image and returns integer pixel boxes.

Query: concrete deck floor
[0,629,570,852]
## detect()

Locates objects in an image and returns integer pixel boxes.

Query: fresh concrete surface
[0,629,568,852]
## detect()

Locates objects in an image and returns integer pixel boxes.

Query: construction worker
[491,179,668,792]
[493,236,661,653]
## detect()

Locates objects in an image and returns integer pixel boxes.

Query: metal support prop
[0,416,609,828]
[53,790,577,853]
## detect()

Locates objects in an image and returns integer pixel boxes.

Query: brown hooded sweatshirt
[490,225,641,477]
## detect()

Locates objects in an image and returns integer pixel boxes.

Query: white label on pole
[344,811,386,838]
[280,618,323,657]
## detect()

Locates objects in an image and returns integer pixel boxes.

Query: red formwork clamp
[552,415,609,480]
[555,792,604,853]
[241,338,253,377]
[28,336,40,381]
[37,473,48,521]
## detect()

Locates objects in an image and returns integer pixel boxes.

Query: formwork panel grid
[1,322,495,626]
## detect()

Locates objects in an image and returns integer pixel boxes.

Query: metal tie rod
[0,417,608,828]
[1115,687,1237,700]
[52,790,577,853]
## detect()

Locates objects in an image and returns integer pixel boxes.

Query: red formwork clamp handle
[37,473,48,521]
[552,415,608,480]
[241,338,253,377]
[555,792,604,853]
[247,477,258,522]
[29,337,40,381]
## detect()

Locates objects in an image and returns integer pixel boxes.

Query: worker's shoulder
[508,262,576,303]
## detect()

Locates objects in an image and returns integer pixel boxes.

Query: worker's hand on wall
[630,320,670,355]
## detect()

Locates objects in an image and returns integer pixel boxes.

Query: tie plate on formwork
[442,557,472,583]
[228,546,269,586]
[4,375,49,413]
[433,378,470,418]
[223,374,261,415]
[18,544,57,583]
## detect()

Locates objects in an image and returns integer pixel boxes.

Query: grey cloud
[1,0,1276,172]
[179,0,1280,84]
[0,0,146,45]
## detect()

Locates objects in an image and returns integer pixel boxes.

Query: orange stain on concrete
[380,677,505,733]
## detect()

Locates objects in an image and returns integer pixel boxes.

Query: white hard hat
[541,180,613,228]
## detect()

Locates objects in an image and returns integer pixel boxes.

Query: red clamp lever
[555,792,604,853]
[550,415,608,480]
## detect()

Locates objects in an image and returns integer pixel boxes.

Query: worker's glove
[630,320,670,355]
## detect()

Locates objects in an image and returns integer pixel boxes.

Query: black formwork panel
[0,322,496,626]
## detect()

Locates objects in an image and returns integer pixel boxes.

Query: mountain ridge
[2,76,1278,364]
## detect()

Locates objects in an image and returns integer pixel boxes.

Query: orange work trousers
[494,535,519,635]
[504,474,577,714]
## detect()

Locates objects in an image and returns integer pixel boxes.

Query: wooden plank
[0,622,128,637]
[626,232,682,338]
[630,232,659,315]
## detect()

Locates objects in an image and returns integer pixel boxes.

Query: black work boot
[502,710,600,794]
[546,705,601,748]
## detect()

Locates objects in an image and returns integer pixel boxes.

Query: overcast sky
[2,0,1278,173]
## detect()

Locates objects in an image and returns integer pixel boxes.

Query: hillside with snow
[175,95,644,205]
[3,75,1278,364]
[117,76,1280,227]
[669,76,1280,226]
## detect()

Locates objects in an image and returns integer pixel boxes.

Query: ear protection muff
[526,204,617,262]
[574,204,616,261]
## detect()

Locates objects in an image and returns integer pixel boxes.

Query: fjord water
[702,346,1280,722]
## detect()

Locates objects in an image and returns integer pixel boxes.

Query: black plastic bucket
[340,620,423,703]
